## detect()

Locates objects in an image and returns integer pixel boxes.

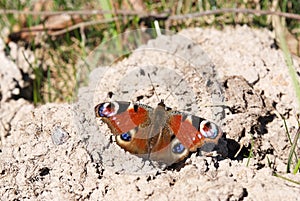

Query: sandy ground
[1,25,300,200]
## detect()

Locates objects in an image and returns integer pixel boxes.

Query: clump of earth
[0,25,299,200]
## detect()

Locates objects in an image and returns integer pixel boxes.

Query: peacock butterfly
[94,99,222,165]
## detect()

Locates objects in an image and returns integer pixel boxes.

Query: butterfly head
[157,99,172,111]
[157,99,166,107]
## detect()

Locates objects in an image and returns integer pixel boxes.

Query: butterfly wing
[95,101,153,155]
[141,107,223,165]
[95,101,222,165]
[168,112,222,152]
[148,124,190,165]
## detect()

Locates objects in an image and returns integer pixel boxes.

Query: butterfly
[94,99,222,165]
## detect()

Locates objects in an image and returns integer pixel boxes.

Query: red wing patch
[168,115,205,151]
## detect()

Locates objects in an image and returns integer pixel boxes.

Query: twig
[169,8,300,21]
[0,9,168,18]
[50,17,121,36]
[7,8,300,39]
[0,8,299,20]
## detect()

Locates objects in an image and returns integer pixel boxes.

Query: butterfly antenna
[164,77,185,102]
[147,73,160,102]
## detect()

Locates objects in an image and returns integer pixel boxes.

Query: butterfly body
[95,100,222,165]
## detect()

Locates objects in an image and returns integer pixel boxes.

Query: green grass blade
[99,0,113,19]
[281,115,299,172]
[293,159,300,174]
[273,172,300,185]
[288,128,300,173]
[273,16,300,109]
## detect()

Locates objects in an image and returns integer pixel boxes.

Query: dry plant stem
[168,8,300,21]
[0,8,299,20]
[10,8,300,38]
[50,17,121,36]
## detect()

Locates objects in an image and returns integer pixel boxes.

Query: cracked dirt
[1,25,300,200]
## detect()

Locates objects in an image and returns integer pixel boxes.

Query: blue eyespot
[200,120,219,139]
[120,133,132,142]
[97,102,118,117]
[172,143,185,154]
[98,105,106,117]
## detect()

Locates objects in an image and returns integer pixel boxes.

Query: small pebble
[51,125,69,145]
